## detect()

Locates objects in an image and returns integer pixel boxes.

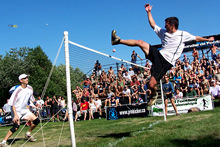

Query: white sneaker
[0,142,10,147]
[25,134,37,142]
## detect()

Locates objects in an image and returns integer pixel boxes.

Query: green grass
[1,106,220,147]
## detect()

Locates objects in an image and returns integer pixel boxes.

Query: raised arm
[145,4,156,29]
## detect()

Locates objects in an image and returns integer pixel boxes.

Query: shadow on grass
[170,135,220,147]
[98,132,131,138]
[7,138,23,145]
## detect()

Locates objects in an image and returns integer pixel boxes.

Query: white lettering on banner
[119,109,146,115]
[151,95,213,116]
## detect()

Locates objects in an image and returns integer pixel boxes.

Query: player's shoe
[0,142,10,147]
[25,134,37,142]
[147,92,158,106]
[111,30,120,45]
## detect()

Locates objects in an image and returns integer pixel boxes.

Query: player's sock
[26,131,31,136]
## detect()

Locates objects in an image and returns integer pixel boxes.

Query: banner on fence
[151,95,213,116]
[0,112,12,125]
[106,103,148,120]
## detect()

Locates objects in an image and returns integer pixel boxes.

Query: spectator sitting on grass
[209,80,220,101]
[89,98,97,120]
[186,85,197,98]
[94,95,102,116]
[74,98,89,121]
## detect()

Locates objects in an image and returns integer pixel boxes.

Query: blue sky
[0,0,219,71]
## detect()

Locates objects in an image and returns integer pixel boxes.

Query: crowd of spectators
[1,47,220,123]
[71,47,220,121]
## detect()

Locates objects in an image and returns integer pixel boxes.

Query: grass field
[1,104,220,147]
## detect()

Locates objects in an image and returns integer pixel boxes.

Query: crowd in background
[72,47,220,121]
[1,47,220,122]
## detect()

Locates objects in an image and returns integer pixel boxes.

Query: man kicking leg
[111,3,214,105]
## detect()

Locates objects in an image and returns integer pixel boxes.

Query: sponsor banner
[106,103,148,120]
[0,112,12,124]
[151,95,213,116]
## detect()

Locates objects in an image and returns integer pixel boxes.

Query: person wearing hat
[80,76,92,89]
[186,85,197,98]
[209,80,220,101]
[0,74,39,146]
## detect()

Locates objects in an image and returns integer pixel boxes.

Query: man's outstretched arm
[195,36,214,42]
[145,4,156,29]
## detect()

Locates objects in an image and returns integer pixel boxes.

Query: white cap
[18,74,29,81]
[211,80,216,83]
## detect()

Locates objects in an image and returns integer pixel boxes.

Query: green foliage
[0,46,84,106]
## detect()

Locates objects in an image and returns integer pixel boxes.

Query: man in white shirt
[128,67,134,78]
[209,80,220,101]
[36,96,44,108]
[0,74,40,147]
[94,96,102,116]
[123,70,131,85]
[111,3,214,104]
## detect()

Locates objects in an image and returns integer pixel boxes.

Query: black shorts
[146,46,173,82]
[164,93,174,99]
[52,108,58,114]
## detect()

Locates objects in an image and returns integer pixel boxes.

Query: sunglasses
[22,77,28,80]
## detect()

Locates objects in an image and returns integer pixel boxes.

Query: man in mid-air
[111,3,214,105]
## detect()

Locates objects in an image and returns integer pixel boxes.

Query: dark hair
[165,17,179,29]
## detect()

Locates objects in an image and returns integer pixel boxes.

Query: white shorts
[12,109,33,120]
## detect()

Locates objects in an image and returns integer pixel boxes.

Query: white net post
[160,79,166,121]
[64,31,76,147]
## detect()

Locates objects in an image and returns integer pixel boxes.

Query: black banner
[106,103,148,120]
